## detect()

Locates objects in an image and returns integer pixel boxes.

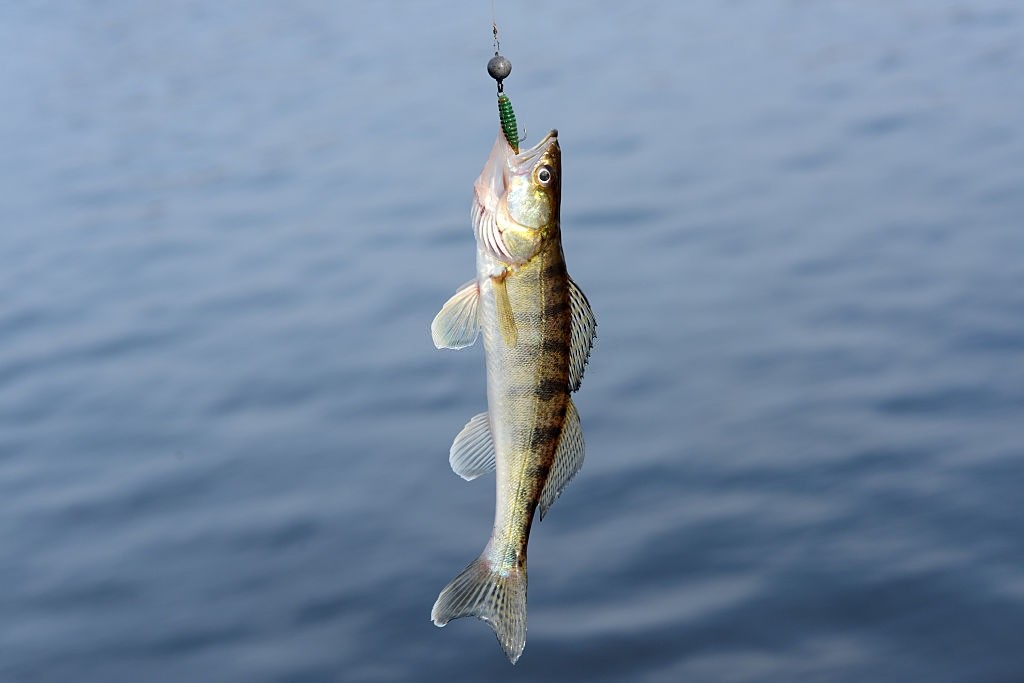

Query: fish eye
[536,166,553,185]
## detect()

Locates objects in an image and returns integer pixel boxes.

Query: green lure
[497,93,519,153]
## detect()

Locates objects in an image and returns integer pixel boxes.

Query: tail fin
[431,555,528,664]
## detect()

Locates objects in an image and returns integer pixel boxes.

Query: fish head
[473,130,561,266]
[504,129,560,248]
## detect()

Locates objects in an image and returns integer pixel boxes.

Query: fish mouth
[514,129,558,163]
[476,129,559,205]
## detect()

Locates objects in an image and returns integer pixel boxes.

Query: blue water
[2,1,1023,681]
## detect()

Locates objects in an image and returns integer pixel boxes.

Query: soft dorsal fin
[449,412,496,480]
[431,281,480,350]
[539,399,585,519]
[568,278,597,392]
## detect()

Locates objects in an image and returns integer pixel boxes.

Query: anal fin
[449,412,496,481]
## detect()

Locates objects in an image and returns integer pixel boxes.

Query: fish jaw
[474,133,514,219]
[472,133,515,263]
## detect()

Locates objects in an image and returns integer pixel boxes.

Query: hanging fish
[429,119,597,663]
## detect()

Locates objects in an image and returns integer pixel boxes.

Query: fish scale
[482,239,571,568]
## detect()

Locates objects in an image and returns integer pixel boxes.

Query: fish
[429,128,597,664]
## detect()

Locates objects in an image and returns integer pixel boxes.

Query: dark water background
[2,1,1023,681]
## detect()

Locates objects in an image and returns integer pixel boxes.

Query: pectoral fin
[539,399,585,520]
[449,412,496,481]
[431,281,480,350]
[493,275,518,347]
[568,278,597,392]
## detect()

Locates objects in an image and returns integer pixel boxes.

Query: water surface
[1,2,1023,681]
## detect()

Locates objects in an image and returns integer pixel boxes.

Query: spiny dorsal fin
[568,278,596,391]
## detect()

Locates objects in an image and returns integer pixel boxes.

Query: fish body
[430,129,596,663]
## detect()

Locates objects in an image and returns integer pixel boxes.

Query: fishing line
[491,0,500,56]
